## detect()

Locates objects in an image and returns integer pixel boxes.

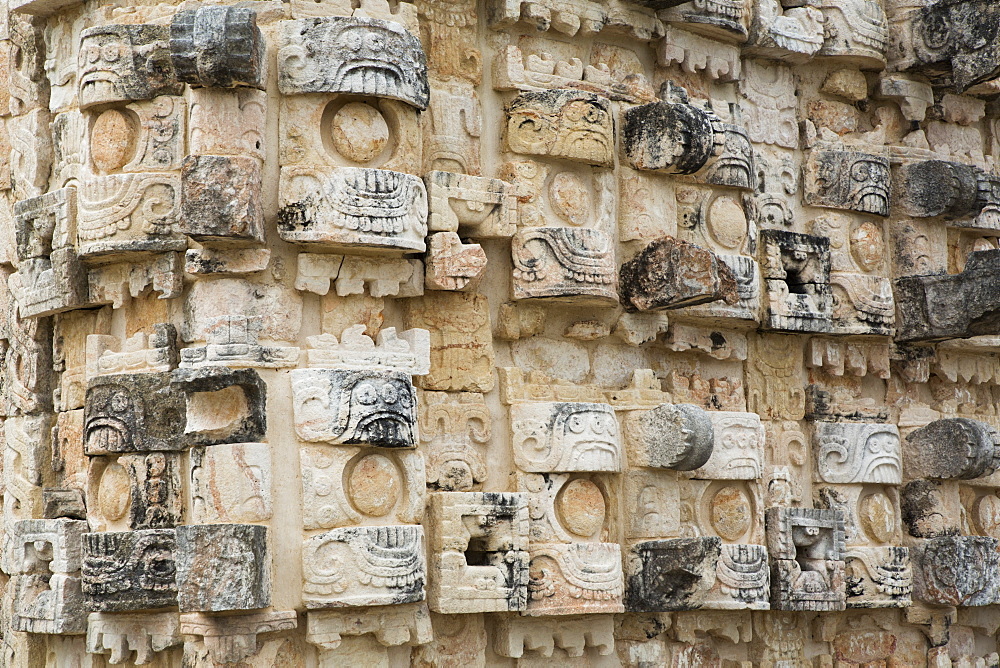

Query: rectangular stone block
[180,155,264,244]
[426,492,530,613]
[425,171,517,238]
[770,558,846,611]
[691,411,766,480]
[912,536,1000,607]
[84,372,187,454]
[705,543,770,610]
[509,401,621,472]
[512,227,618,304]
[845,546,912,609]
[171,366,268,447]
[12,573,87,634]
[86,611,181,665]
[189,88,266,159]
[804,147,890,216]
[170,6,265,89]
[302,525,425,608]
[82,529,178,612]
[419,391,490,491]
[6,518,88,575]
[505,89,613,167]
[175,524,270,612]
[625,538,720,612]
[813,422,901,484]
[190,442,272,524]
[77,25,182,109]
[525,542,624,616]
[13,187,75,261]
[87,453,182,531]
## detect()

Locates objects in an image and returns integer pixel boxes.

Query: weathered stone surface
[277,17,429,109]
[904,418,1000,480]
[84,373,186,454]
[619,236,738,312]
[621,97,716,175]
[181,155,264,244]
[895,250,1000,342]
[813,422,901,484]
[893,159,982,219]
[526,542,624,615]
[171,366,268,446]
[175,524,270,612]
[77,25,182,109]
[623,402,714,471]
[170,5,265,89]
[505,89,613,166]
[424,232,487,292]
[82,529,178,612]
[511,227,618,304]
[625,537,721,612]
[190,442,271,523]
[86,611,182,664]
[692,411,765,481]
[804,148,890,217]
[845,546,912,609]
[706,543,770,610]
[912,536,1000,607]
[509,401,621,472]
[760,229,833,333]
[766,507,847,611]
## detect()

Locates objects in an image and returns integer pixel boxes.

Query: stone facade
[2,0,1000,665]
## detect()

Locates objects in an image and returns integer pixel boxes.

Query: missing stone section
[766,507,847,611]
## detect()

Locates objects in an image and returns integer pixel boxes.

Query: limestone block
[678,254,761,321]
[900,480,963,539]
[83,372,187,454]
[77,25,182,109]
[526,542,624,615]
[621,96,717,175]
[504,89,613,166]
[82,529,178,612]
[511,227,618,303]
[426,78,482,174]
[185,247,271,275]
[296,254,423,298]
[510,401,620,472]
[179,314,299,369]
[813,422,902,484]
[86,324,178,379]
[912,536,1000,607]
[845,546,912,609]
[896,250,1000,342]
[893,159,982,219]
[302,525,425,608]
[8,248,89,318]
[411,612,487,668]
[760,229,833,333]
[190,442,271,524]
[14,187,75,261]
[903,418,1000,480]
[878,74,934,122]
[277,17,429,109]
[765,507,847,611]
[623,403,714,471]
[305,602,432,650]
[179,611,297,664]
[10,109,55,200]
[175,524,270,612]
[661,0,749,42]
[189,88,266,159]
[180,156,263,244]
[302,327,429,375]
[300,446,424,529]
[87,253,184,307]
[43,489,86,521]
[891,0,1000,92]
[619,236,738,312]
[424,232,487,292]
[86,611,182,664]
[705,543,770,610]
[623,469,682,539]
[278,167,428,253]
[746,0,823,62]
[426,492,530,613]
[691,411,765,481]
[404,292,495,392]
[804,147,890,217]
[292,368,418,447]
[811,0,888,69]
[419,391,490,491]
[6,519,87,575]
[170,6,265,89]
[11,573,86,634]
[425,171,517,238]
[680,479,764,545]
[624,537,720,612]
[491,614,614,658]
[3,414,51,521]
[87,452,183,531]
[170,366,268,447]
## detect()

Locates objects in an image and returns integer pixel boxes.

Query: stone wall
[2,0,1000,664]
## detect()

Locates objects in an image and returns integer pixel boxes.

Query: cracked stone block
[170,5,265,89]
[619,237,738,312]
[175,524,270,612]
[904,418,1000,480]
[180,155,264,245]
[625,537,721,612]
[912,536,1000,607]
[82,529,178,612]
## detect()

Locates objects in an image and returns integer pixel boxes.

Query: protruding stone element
[175,524,270,612]
[845,546,912,609]
[82,529,178,612]
[766,507,847,611]
[292,368,418,447]
[179,611,297,664]
[170,5,265,89]
[900,480,961,539]
[505,89,614,166]
[86,612,182,664]
[662,0,749,42]
[804,148,890,217]
[894,250,1000,342]
[426,492,530,613]
[893,159,982,219]
[526,542,625,615]
[302,526,426,608]
[492,614,615,658]
[171,366,268,446]
[306,603,432,650]
[912,536,1000,607]
[746,0,824,62]
[425,171,518,238]
[511,227,618,304]
[619,237,738,312]
[623,403,714,471]
[509,401,621,472]
[11,572,87,634]
[84,372,187,454]
[302,326,429,375]
[86,324,178,379]
[278,167,428,253]
[706,543,770,610]
[425,232,488,291]
[760,229,833,333]
[892,0,1000,92]
[180,155,264,244]
[693,412,765,481]
[813,422,902,484]
[878,74,935,122]
[625,537,721,612]
[277,17,429,109]
[296,255,423,298]
[77,25,182,108]
[180,315,298,369]
[903,418,1000,480]
[812,0,888,69]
